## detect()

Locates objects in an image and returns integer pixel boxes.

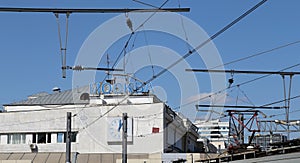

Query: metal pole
[238,114,244,144]
[122,113,128,163]
[287,75,293,140]
[66,112,72,163]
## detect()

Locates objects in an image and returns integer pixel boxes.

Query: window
[37,133,46,144]
[7,134,26,144]
[57,132,77,143]
[71,132,77,142]
[32,133,36,143]
[33,133,51,144]
[57,133,65,143]
[47,133,51,143]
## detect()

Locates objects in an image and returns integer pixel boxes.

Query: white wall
[0,102,165,154]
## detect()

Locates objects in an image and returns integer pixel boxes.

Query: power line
[173,63,300,111]
[81,0,268,130]
[132,0,160,8]
[209,40,300,70]
[261,94,300,107]
[104,0,170,81]
[144,0,268,85]
[238,63,300,86]
[269,108,300,118]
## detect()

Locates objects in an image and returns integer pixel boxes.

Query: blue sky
[1,0,300,130]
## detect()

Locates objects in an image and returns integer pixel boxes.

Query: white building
[195,119,230,151]
[0,85,200,162]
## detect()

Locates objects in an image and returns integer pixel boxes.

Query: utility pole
[122,113,128,163]
[66,112,72,163]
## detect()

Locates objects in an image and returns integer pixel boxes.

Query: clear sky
[1,0,300,135]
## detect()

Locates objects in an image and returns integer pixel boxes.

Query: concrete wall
[0,102,166,154]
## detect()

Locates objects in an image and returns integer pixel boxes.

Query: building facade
[195,119,230,151]
[0,86,200,162]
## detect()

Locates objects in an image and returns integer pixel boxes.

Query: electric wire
[143,0,268,85]
[142,25,156,78]
[134,0,170,32]
[209,40,300,70]
[261,94,300,108]
[178,0,191,52]
[124,32,138,68]
[79,0,172,130]
[132,0,160,8]
[80,0,268,131]
[174,63,300,111]
[269,109,300,118]
[237,86,255,106]
[101,0,170,83]
[238,63,300,87]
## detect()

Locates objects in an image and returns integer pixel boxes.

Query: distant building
[0,84,200,162]
[195,119,230,151]
[252,134,287,151]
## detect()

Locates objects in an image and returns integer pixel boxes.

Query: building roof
[4,86,90,106]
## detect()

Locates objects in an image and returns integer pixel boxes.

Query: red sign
[152,127,159,133]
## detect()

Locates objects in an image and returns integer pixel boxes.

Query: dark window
[47,133,51,143]
[32,133,36,143]
[71,132,77,142]
[64,132,66,143]
[37,133,46,144]
[211,127,221,138]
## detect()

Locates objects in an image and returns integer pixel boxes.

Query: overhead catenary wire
[177,0,191,53]
[174,63,300,111]
[1,6,189,78]
[208,40,300,70]
[237,86,255,106]
[101,0,170,83]
[134,0,170,32]
[132,0,160,8]
[142,25,156,78]
[182,39,300,106]
[80,0,173,130]
[79,0,268,130]
[269,108,300,118]
[143,0,268,85]
[261,94,300,108]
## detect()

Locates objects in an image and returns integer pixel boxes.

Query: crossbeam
[197,104,284,110]
[186,69,300,75]
[0,7,190,13]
